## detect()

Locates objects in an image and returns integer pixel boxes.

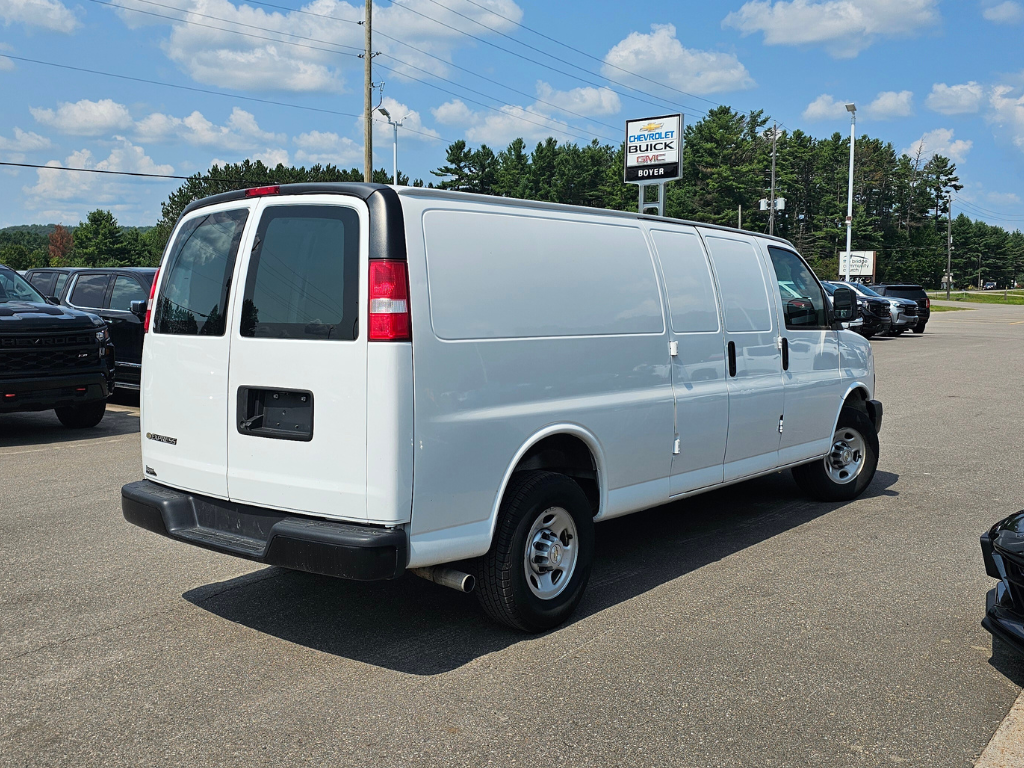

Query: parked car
[980,511,1024,654]
[833,281,918,335]
[122,183,882,632]
[0,263,115,427]
[24,267,157,390]
[822,281,891,338]
[984,281,997,290]
[869,284,930,333]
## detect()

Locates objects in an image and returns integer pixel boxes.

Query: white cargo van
[122,183,881,631]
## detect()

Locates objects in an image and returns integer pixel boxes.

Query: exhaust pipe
[411,566,476,593]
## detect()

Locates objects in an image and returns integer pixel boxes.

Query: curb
[976,690,1024,767]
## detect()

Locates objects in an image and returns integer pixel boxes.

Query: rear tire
[913,322,926,334]
[475,471,594,632]
[55,400,106,429]
[792,406,878,502]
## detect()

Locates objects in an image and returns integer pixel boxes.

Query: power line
[91,0,614,144]
[453,0,719,107]
[5,55,447,143]
[0,161,192,180]
[952,197,1024,222]
[389,0,708,116]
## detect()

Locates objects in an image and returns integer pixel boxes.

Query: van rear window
[240,206,360,341]
[155,209,249,336]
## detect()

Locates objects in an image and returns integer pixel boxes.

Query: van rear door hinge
[778,415,784,434]
[669,341,678,357]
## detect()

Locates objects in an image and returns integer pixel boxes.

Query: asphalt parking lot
[2,303,1023,768]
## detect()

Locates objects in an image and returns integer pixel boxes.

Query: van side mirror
[832,287,859,322]
[130,300,146,319]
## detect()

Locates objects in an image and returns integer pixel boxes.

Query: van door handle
[781,337,789,371]
[727,341,736,377]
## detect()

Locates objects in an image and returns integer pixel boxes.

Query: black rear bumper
[983,587,1024,656]
[121,480,408,581]
[0,371,110,413]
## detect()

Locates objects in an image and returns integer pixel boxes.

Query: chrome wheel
[825,426,866,485]
[523,506,578,600]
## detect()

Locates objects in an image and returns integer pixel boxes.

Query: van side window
[703,237,772,333]
[155,209,249,336]
[767,247,829,330]
[651,230,719,333]
[240,206,360,341]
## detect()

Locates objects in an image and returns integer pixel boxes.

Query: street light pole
[768,121,777,237]
[844,103,856,282]
[378,108,404,185]
[946,193,952,300]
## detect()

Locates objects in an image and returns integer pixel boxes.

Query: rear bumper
[121,480,408,581]
[0,371,110,413]
[983,586,1024,656]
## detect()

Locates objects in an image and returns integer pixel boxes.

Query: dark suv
[24,267,156,390]
[0,264,115,427]
[869,284,930,334]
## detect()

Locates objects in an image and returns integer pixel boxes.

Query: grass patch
[930,305,975,312]
[927,292,1024,305]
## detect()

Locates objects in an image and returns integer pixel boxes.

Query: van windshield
[0,267,46,304]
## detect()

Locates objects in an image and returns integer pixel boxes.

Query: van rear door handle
[781,337,789,371]
[727,341,736,377]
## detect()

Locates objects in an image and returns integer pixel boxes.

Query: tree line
[3,105,1021,288]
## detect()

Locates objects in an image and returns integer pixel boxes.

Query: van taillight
[144,268,159,333]
[368,260,410,341]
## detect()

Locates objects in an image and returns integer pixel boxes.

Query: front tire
[792,406,879,502]
[475,471,594,632]
[913,322,927,334]
[55,400,106,429]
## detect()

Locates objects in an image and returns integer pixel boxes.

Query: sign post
[624,114,683,217]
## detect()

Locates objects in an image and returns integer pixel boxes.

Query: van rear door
[142,204,252,497]
[225,197,369,521]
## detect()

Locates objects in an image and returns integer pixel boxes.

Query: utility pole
[738,204,742,230]
[768,121,777,237]
[844,103,856,281]
[946,193,952,300]
[362,0,372,183]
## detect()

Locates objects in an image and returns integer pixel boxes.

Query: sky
[1,0,1023,231]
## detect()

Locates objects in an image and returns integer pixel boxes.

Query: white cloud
[903,128,972,163]
[432,98,577,146]
[292,130,360,167]
[0,127,51,154]
[866,90,913,119]
[926,82,985,115]
[0,0,79,33]
[0,43,13,71]
[604,23,754,95]
[359,97,441,145]
[252,148,290,167]
[983,1,1023,23]
[988,83,1024,152]
[535,82,621,117]
[723,0,939,58]
[134,106,285,150]
[986,190,1021,205]
[24,138,175,214]
[30,99,134,137]
[109,0,525,94]
[802,94,851,120]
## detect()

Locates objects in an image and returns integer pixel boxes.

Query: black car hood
[0,301,103,331]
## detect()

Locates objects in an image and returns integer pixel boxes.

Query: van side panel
[403,198,673,564]
[365,342,414,525]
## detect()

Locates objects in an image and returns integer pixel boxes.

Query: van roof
[179,182,796,248]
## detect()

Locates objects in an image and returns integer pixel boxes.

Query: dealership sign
[839,251,876,278]
[624,114,682,183]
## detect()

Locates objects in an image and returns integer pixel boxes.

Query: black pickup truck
[0,264,115,428]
